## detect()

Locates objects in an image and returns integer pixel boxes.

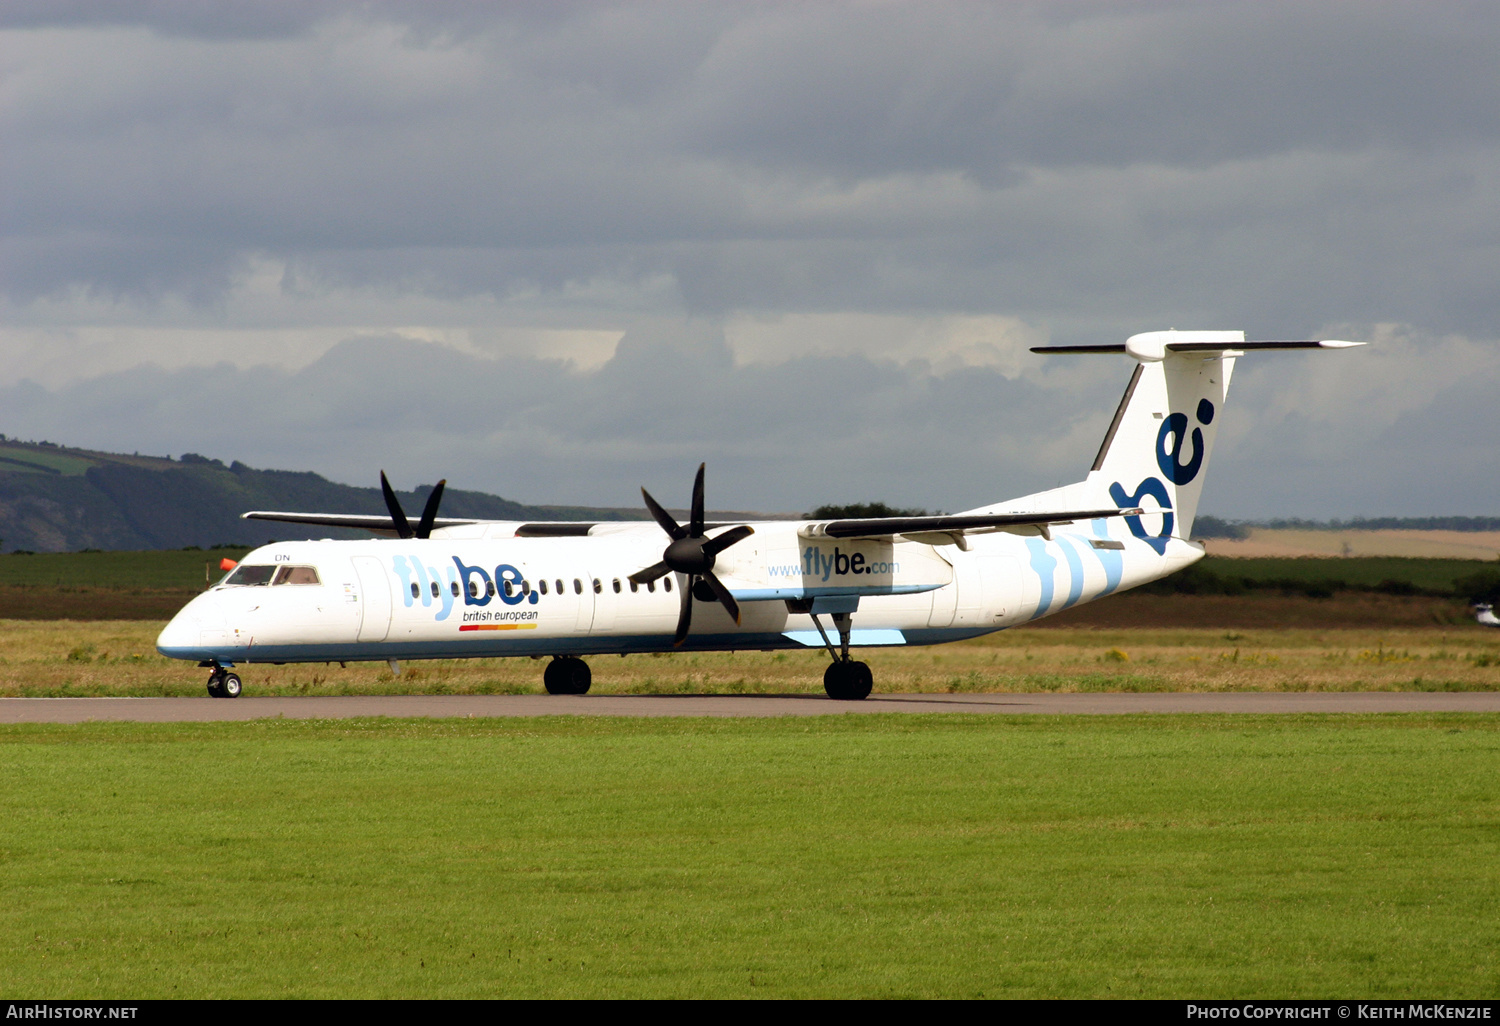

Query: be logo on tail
[1108,399,1214,554]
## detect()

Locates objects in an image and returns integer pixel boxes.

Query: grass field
[0,548,252,589]
[4,619,1496,698]
[1,715,1496,998]
[1189,556,1494,592]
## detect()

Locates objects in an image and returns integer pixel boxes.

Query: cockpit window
[223,565,276,587]
[273,565,321,586]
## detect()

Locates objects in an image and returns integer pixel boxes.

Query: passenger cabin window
[451,581,460,596]
[224,565,276,587]
[646,580,655,593]
[593,579,602,594]
[574,579,583,594]
[502,580,514,597]
[430,581,439,597]
[556,579,565,595]
[663,577,672,593]
[468,581,479,598]
[486,581,495,597]
[629,580,639,593]
[410,582,420,598]
[612,579,621,593]
[539,579,548,595]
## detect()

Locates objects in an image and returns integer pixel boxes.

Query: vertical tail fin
[1086,347,1235,546]
[1027,331,1363,551]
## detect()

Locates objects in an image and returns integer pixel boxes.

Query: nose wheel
[206,667,242,698]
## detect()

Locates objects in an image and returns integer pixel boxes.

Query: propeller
[630,463,754,646]
[380,471,447,539]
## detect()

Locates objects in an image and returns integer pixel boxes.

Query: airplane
[1477,604,1500,628]
[156,330,1364,699]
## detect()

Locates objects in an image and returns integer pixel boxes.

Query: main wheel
[206,673,226,698]
[221,672,243,698]
[846,660,873,700]
[544,657,592,695]
[824,660,873,701]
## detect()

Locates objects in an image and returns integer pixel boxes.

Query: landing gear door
[352,556,392,643]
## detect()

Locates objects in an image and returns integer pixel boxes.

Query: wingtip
[1318,339,1366,348]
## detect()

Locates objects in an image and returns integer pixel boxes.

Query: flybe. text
[798,546,899,582]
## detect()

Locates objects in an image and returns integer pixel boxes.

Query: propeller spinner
[630,463,754,646]
[380,471,447,539]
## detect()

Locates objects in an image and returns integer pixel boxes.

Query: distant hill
[0,438,651,553]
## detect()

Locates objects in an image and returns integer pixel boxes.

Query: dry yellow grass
[3,618,1496,697]
[1204,528,1500,560]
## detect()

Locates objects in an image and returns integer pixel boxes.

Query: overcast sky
[1,1,1497,517]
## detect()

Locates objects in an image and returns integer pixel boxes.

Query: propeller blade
[379,471,414,539]
[629,562,673,585]
[701,524,753,557]
[689,462,705,537]
[415,479,446,539]
[673,576,693,646]
[702,570,741,626]
[641,487,687,540]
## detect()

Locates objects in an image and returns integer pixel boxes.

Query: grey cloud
[2,330,1491,518]
[1,2,1496,517]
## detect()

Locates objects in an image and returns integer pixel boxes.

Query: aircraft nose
[156,592,228,659]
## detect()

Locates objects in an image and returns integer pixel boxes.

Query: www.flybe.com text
[766,547,901,583]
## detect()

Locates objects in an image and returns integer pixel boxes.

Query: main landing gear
[543,656,592,695]
[810,610,873,701]
[204,664,242,699]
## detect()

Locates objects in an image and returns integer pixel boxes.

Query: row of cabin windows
[231,565,677,599]
[424,575,676,600]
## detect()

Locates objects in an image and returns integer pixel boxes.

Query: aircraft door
[590,572,617,632]
[942,550,985,627]
[927,555,960,627]
[978,555,1021,625]
[352,556,392,642]
[572,567,594,632]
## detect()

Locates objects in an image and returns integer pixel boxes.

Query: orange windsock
[219,558,239,572]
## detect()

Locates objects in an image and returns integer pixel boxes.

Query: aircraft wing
[241,511,482,533]
[242,512,737,537]
[802,507,1141,545]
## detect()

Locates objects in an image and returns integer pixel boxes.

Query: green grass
[0,548,252,588]
[1199,556,1494,592]
[2,715,1498,998]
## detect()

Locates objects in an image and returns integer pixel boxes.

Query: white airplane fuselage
[157,332,1365,676]
[156,520,1203,665]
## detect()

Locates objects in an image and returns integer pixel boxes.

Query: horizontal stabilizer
[1033,339,1365,355]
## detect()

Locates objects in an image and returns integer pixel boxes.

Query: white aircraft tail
[1023,330,1364,552]
[1084,341,1236,544]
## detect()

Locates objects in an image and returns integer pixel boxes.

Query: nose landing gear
[204,664,242,698]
